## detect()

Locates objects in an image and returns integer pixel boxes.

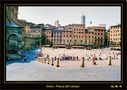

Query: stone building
[29,24,44,37]
[65,24,85,45]
[44,23,106,48]
[52,29,63,45]
[109,24,121,47]
[86,24,106,48]
[45,29,53,45]
[85,28,94,46]
[107,29,110,47]
[62,30,73,45]
[6,6,24,59]
[43,17,106,48]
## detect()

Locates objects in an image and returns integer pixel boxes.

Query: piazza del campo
[6,6,121,81]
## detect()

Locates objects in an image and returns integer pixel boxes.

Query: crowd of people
[33,48,121,64]
[37,52,120,66]
[61,54,79,61]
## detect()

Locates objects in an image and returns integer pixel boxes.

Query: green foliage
[50,42,53,47]
[83,43,87,47]
[41,34,46,45]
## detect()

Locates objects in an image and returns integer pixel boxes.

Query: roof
[68,24,84,26]
[110,24,121,28]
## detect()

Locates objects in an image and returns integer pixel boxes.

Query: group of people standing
[61,55,79,61]
[38,48,121,65]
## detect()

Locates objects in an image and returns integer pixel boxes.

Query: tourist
[71,56,72,60]
[54,56,56,61]
[92,54,97,65]
[77,56,78,61]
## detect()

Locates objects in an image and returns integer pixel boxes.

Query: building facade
[109,24,121,47]
[6,6,25,59]
[27,16,106,48]
[43,23,106,48]
[85,28,94,46]
[68,24,85,45]
[44,24,86,46]
[94,26,105,48]
[62,30,73,45]
[107,29,110,47]
[86,24,106,48]
[45,29,53,45]
[52,29,63,45]
[29,24,44,37]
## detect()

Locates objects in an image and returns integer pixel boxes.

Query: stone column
[108,56,112,66]
[56,58,60,67]
[81,57,85,67]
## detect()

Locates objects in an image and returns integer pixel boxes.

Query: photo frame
[1,0,127,90]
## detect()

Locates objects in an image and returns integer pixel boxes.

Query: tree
[50,41,53,47]
[83,42,87,47]
[41,34,46,45]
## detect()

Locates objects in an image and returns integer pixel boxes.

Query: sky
[18,6,121,29]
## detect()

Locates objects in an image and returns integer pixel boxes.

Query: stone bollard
[108,56,112,66]
[51,59,54,66]
[81,57,85,67]
[93,60,97,65]
[56,58,60,67]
